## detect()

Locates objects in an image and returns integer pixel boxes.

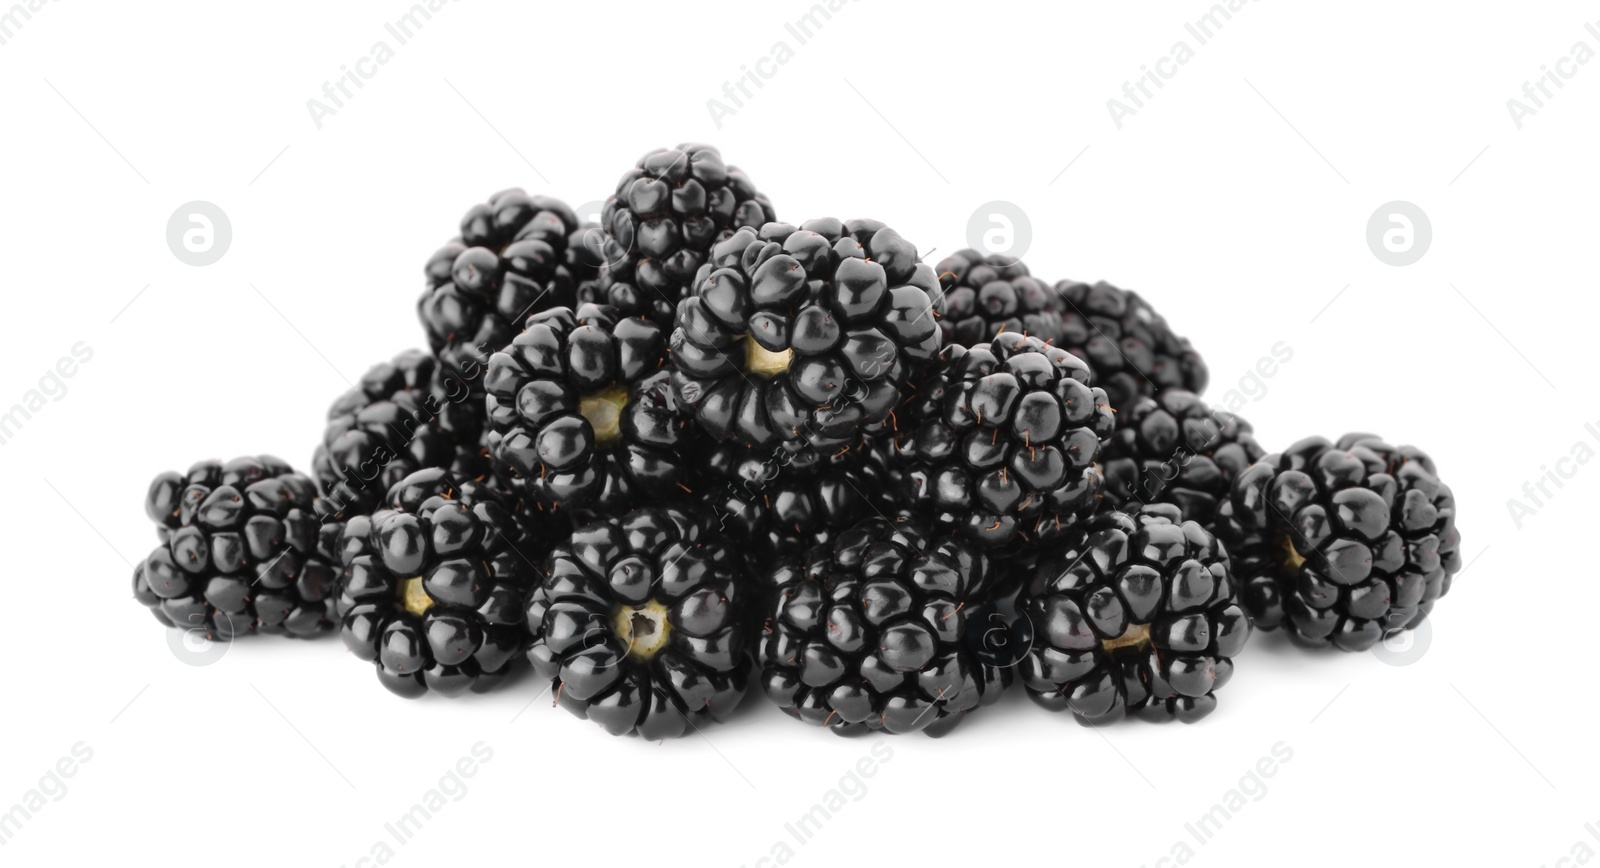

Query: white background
[1,1,1593,865]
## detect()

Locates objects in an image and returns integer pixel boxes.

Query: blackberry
[135,456,335,639]
[526,506,752,738]
[1018,503,1250,725]
[311,349,491,518]
[697,439,894,569]
[420,190,596,372]
[934,249,1063,346]
[760,517,1009,736]
[889,331,1115,553]
[484,303,691,517]
[1053,279,1207,416]
[671,218,944,453]
[1100,389,1264,526]
[333,468,537,697]
[594,143,775,323]
[1216,434,1461,651]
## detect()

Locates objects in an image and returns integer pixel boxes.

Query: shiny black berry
[1216,434,1461,651]
[889,332,1115,553]
[760,517,1009,736]
[526,506,752,738]
[594,144,775,323]
[484,304,692,518]
[935,249,1063,346]
[672,218,944,453]
[1018,503,1250,725]
[1054,279,1207,416]
[696,439,894,570]
[420,190,596,373]
[1100,389,1264,526]
[333,468,540,697]
[135,456,335,639]
[311,349,491,518]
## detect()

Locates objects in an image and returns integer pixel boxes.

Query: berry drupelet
[526,506,752,739]
[420,190,596,373]
[695,439,894,570]
[333,468,538,697]
[484,303,691,518]
[135,456,336,639]
[594,143,775,323]
[312,349,491,519]
[934,249,1063,346]
[1099,389,1264,526]
[671,217,944,454]
[1053,279,1208,416]
[1017,503,1250,725]
[1216,434,1461,651]
[889,331,1116,553]
[760,517,1010,736]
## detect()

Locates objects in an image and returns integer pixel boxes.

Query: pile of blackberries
[132,144,1461,736]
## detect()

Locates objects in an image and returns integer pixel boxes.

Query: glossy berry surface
[671,217,944,453]
[889,332,1115,553]
[1018,503,1250,725]
[1216,434,1461,651]
[1100,389,1264,526]
[333,468,539,697]
[595,143,775,323]
[312,349,491,519]
[420,190,598,373]
[1053,279,1207,417]
[760,517,1009,736]
[696,439,894,570]
[526,506,752,738]
[484,304,691,517]
[935,249,1063,346]
[135,456,335,639]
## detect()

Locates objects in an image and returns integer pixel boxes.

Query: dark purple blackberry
[311,349,491,519]
[484,304,691,518]
[697,439,894,569]
[135,456,335,640]
[1100,389,1265,526]
[333,468,539,697]
[1053,279,1207,416]
[526,506,752,738]
[593,144,775,323]
[420,190,596,372]
[760,517,1009,736]
[671,218,944,454]
[934,249,1064,346]
[1215,434,1461,651]
[1018,503,1250,725]
[889,331,1115,553]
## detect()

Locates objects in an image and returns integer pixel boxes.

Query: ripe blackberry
[1053,279,1207,416]
[934,249,1063,346]
[697,439,894,569]
[484,303,691,517]
[135,456,335,639]
[760,517,1009,736]
[333,468,538,697]
[1216,434,1461,651]
[594,143,775,323]
[671,218,944,453]
[1017,503,1250,725]
[420,190,596,372]
[889,331,1115,553]
[526,506,752,738]
[1100,389,1264,526]
[311,349,491,518]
